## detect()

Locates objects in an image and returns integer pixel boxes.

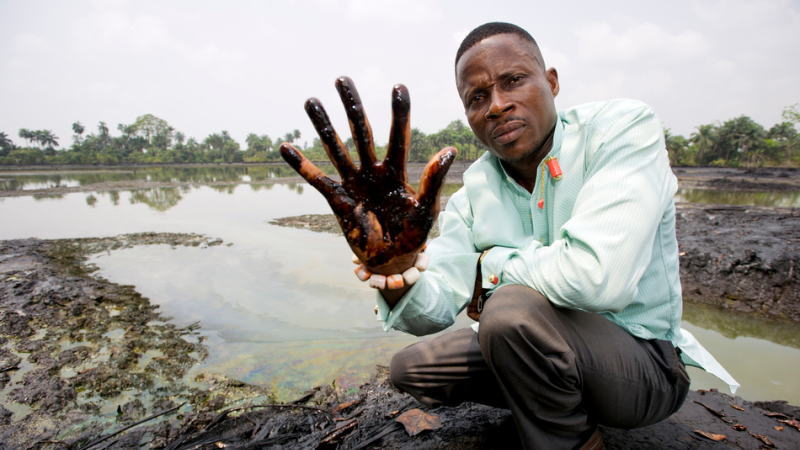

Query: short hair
[455,22,539,67]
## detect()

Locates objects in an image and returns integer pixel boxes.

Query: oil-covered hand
[280,76,457,274]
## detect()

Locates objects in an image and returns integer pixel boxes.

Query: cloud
[344,0,442,23]
[574,21,710,63]
[2,0,798,146]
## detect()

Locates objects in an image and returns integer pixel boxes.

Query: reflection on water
[683,302,800,349]
[129,187,186,211]
[676,188,800,208]
[85,232,439,401]
[66,183,305,212]
[0,164,306,192]
[682,302,800,404]
[5,167,799,213]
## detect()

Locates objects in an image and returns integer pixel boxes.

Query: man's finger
[416,146,458,211]
[336,76,377,167]
[352,204,387,266]
[385,84,410,182]
[280,143,341,199]
[305,97,356,180]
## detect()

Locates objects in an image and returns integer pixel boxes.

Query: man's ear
[546,68,559,97]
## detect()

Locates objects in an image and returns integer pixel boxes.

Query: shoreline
[1,164,799,199]
[1,165,799,447]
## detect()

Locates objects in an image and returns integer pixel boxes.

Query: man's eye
[469,94,484,105]
[509,75,525,85]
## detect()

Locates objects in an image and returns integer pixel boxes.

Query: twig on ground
[78,402,186,450]
[0,365,19,373]
[694,400,734,424]
[203,403,334,433]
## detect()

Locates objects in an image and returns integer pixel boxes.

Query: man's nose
[485,90,513,120]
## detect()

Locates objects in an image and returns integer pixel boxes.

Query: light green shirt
[377,98,738,392]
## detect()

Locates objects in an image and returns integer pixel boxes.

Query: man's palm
[280,77,457,273]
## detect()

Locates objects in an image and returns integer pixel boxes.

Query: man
[282,22,737,450]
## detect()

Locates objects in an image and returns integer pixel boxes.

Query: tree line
[665,105,799,167]
[1,105,798,167]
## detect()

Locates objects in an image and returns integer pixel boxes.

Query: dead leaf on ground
[694,430,727,442]
[764,411,790,419]
[773,426,784,431]
[732,424,747,431]
[748,432,775,448]
[729,404,745,411]
[395,408,442,436]
[779,418,800,431]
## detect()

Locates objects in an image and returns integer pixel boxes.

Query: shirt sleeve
[376,189,479,336]
[501,102,677,313]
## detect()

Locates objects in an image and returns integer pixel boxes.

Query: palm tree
[72,121,85,145]
[690,124,718,165]
[0,131,14,156]
[18,128,36,147]
[38,130,59,151]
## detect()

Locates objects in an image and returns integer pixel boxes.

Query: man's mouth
[491,120,525,145]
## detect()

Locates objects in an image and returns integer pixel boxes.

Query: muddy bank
[272,203,800,323]
[0,234,272,448]
[677,204,800,321]
[674,167,800,192]
[162,370,800,449]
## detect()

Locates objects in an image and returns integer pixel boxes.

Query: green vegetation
[665,104,800,167]
[2,105,799,167]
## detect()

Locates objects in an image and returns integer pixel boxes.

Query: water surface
[1,167,798,403]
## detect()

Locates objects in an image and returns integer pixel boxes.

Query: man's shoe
[579,429,603,450]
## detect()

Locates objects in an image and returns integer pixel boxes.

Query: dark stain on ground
[0,234,272,448]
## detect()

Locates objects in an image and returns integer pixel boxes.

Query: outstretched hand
[281,76,457,275]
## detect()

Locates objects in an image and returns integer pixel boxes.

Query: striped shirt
[377,98,738,392]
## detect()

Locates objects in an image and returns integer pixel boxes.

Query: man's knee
[479,285,550,343]
[389,343,448,407]
[389,345,415,393]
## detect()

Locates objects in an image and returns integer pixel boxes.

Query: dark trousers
[390,285,690,449]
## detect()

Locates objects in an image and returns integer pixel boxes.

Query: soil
[153,372,800,449]
[0,234,273,448]
[1,165,799,448]
[676,204,800,321]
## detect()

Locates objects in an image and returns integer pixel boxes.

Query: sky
[2,0,799,149]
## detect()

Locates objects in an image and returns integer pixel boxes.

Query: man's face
[456,34,559,165]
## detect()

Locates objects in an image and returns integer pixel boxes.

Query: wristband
[352,252,428,290]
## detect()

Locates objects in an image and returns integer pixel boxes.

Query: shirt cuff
[375,275,426,332]
[480,246,518,290]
